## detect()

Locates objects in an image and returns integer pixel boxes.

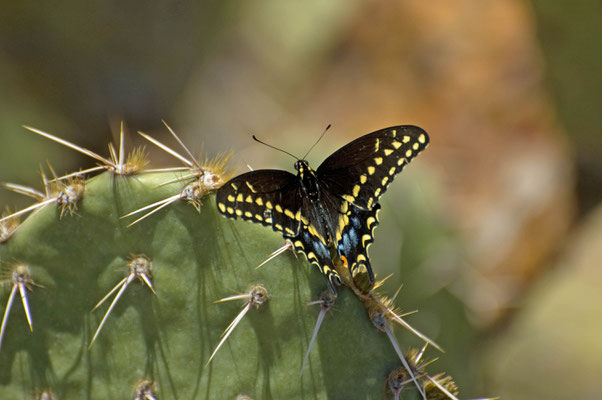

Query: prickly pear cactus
[0,126,460,399]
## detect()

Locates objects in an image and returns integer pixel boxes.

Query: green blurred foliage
[530,0,602,212]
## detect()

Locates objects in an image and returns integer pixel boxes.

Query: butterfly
[216,125,429,294]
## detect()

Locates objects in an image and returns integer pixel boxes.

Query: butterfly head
[294,159,312,177]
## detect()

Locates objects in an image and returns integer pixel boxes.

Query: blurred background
[0,1,600,398]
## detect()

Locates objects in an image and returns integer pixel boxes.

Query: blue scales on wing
[335,203,381,282]
[288,223,341,294]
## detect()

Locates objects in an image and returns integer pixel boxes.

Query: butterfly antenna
[302,124,331,160]
[252,135,299,160]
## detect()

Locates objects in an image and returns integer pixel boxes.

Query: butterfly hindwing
[215,169,302,237]
[336,203,381,282]
[317,125,429,210]
[289,223,341,294]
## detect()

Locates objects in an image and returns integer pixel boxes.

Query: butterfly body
[216,125,429,293]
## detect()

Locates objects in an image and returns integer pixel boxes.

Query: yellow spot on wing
[265,201,273,209]
[362,234,372,246]
[352,185,361,197]
[366,216,376,229]
[227,194,235,202]
[218,203,226,213]
[255,214,263,221]
[384,148,393,156]
[392,141,401,149]
[235,209,243,216]
[230,183,239,190]
[284,209,295,219]
[244,211,253,218]
[389,166,396,175]
[274,223,283,231]
[360,174,367,184]
[403,136,410,143]
[368,166,375,175]
[374,188,381,197]
[418,133,426,144]
[375,139,380,152]
[374,157,383,165]
[357,254,367,262]
[412,142,419,150]
[275,204,283,213]
[342,194,355,203]
[256,197,264,206]
[245,181,257,192]
[245,195,253,203]
[391,129,397,137]
[397,158,406,166]
[227,207,234,214]
[405,149,412,158]
[381,177,389,185]
[294,240,303,248]
[236,193,243,202]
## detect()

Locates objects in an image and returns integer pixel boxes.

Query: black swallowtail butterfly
[216,125,429,293]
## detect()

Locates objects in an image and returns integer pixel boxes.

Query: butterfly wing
[217,169,341,293]
[289,223,341,294]
[335,203,381,282]
[216,169,303,237]
[317,125,429,210]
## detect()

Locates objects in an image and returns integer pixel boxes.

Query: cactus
[0,124,466,399]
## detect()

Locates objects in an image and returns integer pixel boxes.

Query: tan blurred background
[0,1,600,398]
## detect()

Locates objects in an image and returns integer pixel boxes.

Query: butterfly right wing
[215,169,303,237]
[317,125,429,211]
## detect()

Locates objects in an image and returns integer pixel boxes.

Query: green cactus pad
[0,171,417,399]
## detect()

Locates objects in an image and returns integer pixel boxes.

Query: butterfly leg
[337,204,381,283]
[287,226,341,295]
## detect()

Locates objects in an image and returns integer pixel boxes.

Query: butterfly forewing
[317,125,429,211]
[216,169,303,236]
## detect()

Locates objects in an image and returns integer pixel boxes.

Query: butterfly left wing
[288,222,341,294]
[216,169,341,294]
[335,203,381,282]
[216,169,303,237]
[317,125,429,211]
